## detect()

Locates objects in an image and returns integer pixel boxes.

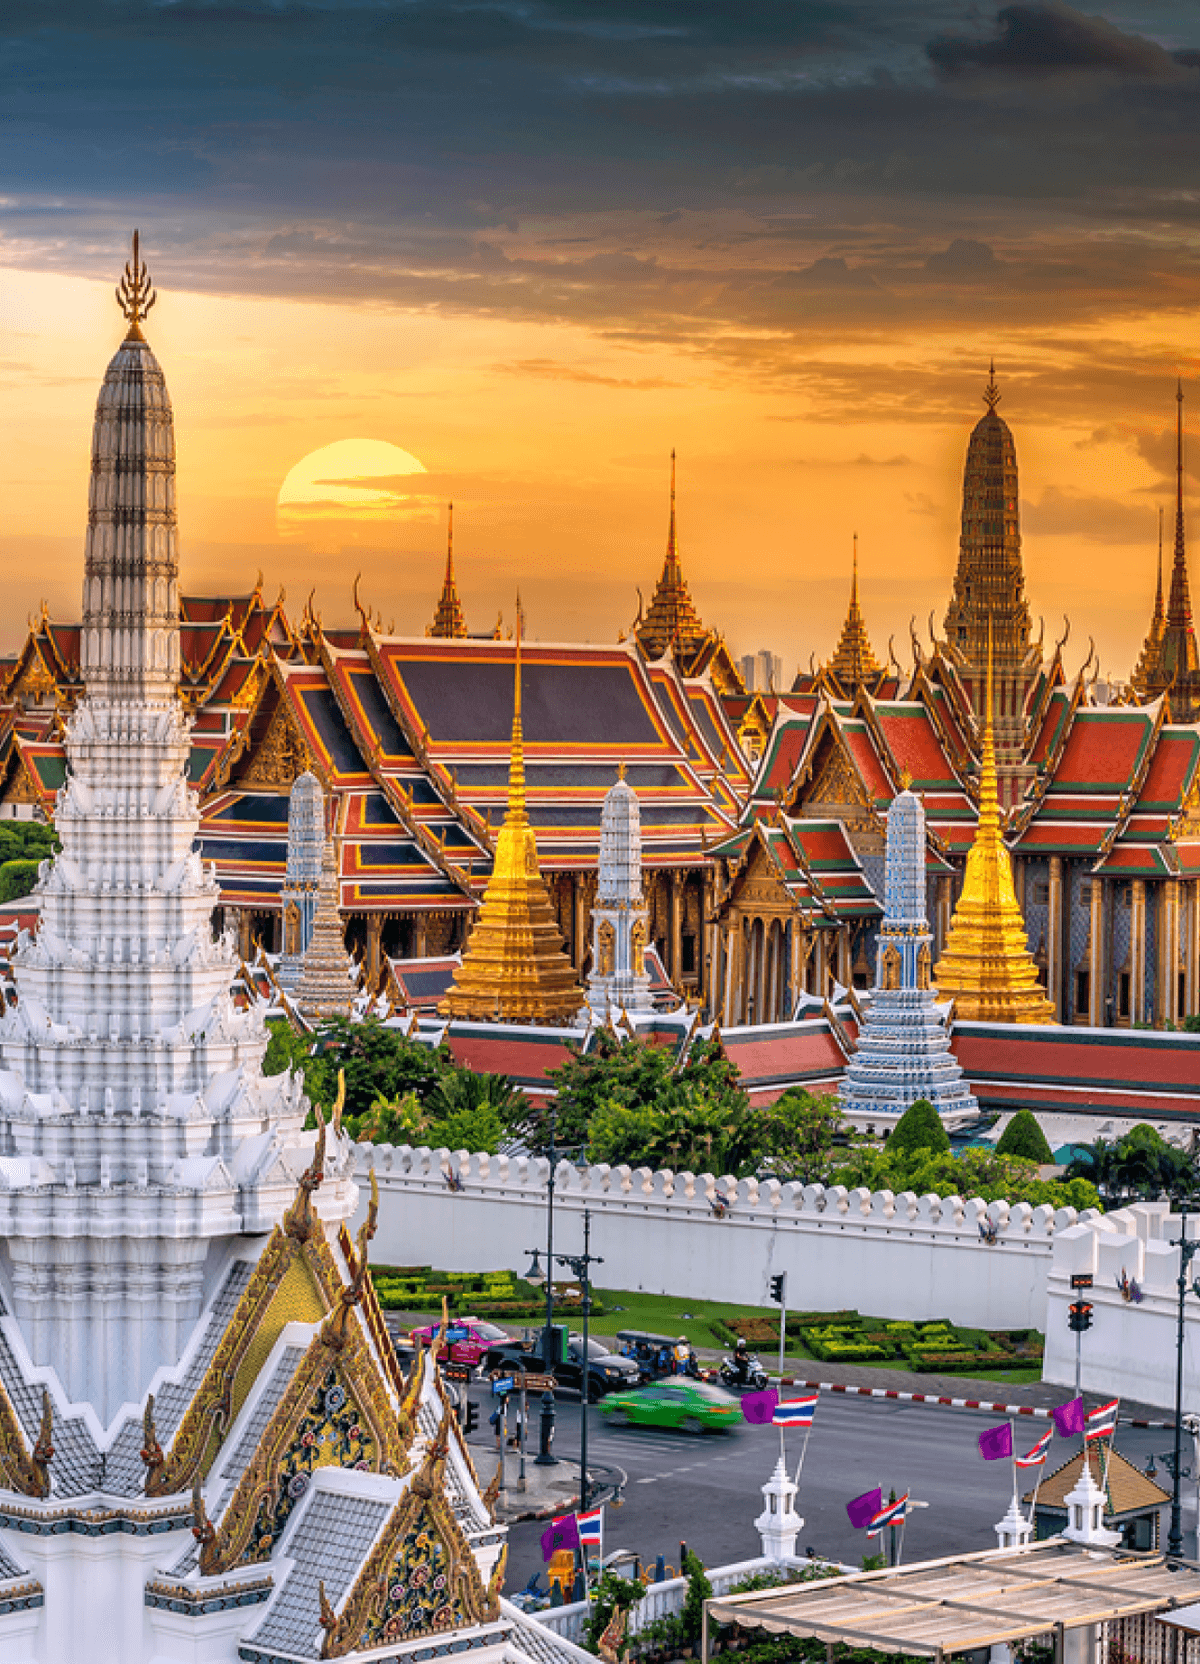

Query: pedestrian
[489,1401,504,1450]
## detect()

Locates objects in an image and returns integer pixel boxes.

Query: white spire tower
[0,237,354,1423]
[587,766,654,1018]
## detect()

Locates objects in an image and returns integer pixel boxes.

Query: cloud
[927,3,1191,81]
[924,238,1000,277]
[1024,486,1156,544]
[491,358,681,389]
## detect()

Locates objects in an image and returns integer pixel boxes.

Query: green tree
[995,1109,1053,1165]
[888,1098,950,1157]
[679,1552,713,1649]
[0,859,41,904]
[312,1016,449,1117]
[423,1069,527,1154]
[756,1089,849,1183]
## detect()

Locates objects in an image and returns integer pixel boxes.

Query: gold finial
[898,766,913,792]
[116,230,156,341]
[983,359,1000,411]
[617,760,627,782]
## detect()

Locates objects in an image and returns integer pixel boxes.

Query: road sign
[492,1376,515,1396]
[444,1326,470,1343]
[1070,1273,1094,1291]
[516,1373,557,1392]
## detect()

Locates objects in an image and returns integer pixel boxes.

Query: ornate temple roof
[1132,384,1200,721]
[822,541,886,695]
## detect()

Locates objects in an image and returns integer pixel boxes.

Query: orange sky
[3,261,1194,686]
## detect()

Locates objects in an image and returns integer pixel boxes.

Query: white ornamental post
[755,1456,803,1561]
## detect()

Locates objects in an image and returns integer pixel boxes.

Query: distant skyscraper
[737,650,782,693]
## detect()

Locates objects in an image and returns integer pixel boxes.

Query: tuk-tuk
[615,1329,699,1382]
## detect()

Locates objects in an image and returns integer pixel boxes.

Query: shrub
[996,1110,1053,1165]
[0,859,41,904]
[679,1553,713,1650]
[583,1569,644,1655]
[888,1098,950,1157]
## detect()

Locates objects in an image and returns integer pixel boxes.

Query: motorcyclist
[732,1337,752,1385]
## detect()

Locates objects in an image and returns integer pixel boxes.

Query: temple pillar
[670,870,685,987]
[414,914,429,958]
[1159,878,1181,1026]
[1130,879,1147,1024]
[236,907,252,962]
[937,874,952,955]
[702,868,717,1003]
[721,922,736,1027]
[1047,856,1064,1019]
[1187,880,1200,1018]
[573,874,588,972]
[367,914,382,991]
[1088,877,1104,1028]
[790,921,802,1017]
[836,928,851,989]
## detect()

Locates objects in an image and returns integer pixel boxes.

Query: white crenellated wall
[352,1144,1098,1331]
[1044,1202,1196,1413]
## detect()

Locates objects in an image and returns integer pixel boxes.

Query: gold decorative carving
[882,943,901,991]
[597,919,615,977]
[284,899,301,956]
[241,700,314,787]
[0,1380,51,1499]
[141,1394,164,1479]
[917,942,932,991]
[319,1171,378,1353]
[809,745,870,812]
[285,1097,329,1245]
[631,918,646,977]
[318,1413,495,1659]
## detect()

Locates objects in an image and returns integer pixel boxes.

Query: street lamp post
[1169,1197,1200,1558]
[526,1208,604,1512]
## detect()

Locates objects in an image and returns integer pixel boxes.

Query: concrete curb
[780,1378,1173,1429]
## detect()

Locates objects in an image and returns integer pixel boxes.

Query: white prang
[0,324,354,1425]
[586,771,654,1018]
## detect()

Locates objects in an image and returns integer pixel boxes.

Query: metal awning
[704,1543,1200,1660]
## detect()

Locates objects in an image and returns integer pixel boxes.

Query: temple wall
[351,1144,1087,1330]
[1044,1203,1197,1413]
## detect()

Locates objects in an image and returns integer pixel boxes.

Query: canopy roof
[705,1543,1200,1659]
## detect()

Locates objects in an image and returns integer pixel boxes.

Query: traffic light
[1067,1301,1093,1333]
[462,1400,480,1435]
[769,1274,786,1304]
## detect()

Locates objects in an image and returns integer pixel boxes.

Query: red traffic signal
[1067,1301,1094,1333]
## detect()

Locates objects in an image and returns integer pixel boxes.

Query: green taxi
[599,1380,743,1433]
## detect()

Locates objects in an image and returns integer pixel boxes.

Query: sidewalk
[469,1443,622,1524]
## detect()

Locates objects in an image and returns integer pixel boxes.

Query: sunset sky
[3,1,1200,682]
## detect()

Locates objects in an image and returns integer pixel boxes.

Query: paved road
[458,1387,1194,1593]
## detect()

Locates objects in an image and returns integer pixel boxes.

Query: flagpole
[1009,1418,1018,1515]
[794,1425,813,1488]
[1028,1454,1046,1537]
[896,1494,908,1568]
[1100,1401,1119,1502]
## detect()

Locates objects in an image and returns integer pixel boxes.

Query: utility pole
[1169,1198,1199,1559]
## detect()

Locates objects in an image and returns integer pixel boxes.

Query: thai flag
[772,1394,819,1427]
[1085,1399,1119,1443]
[866,1494,909,1537]
[577,1506,604,1550]
[1016,1429,1053,1468]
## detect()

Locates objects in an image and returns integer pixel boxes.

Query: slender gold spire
[115,230,156,342]
[442,603,582,1024]
[1133,508,1168,694]
[635,450,710,664]
[826,534,883,690]
[429,502,469,638]
[933,625,1054,1024]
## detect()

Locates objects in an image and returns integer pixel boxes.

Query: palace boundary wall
[1044,1201,1198,1414]
[351,1144,1099,1330]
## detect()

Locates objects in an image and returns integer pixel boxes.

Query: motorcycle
[719,1351,769,1392]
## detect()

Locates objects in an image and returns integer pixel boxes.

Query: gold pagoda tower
[825,537,884,693]
[635,451,711,667]
[1132,383,1200,720]
[428,502,469,639]
[441,617,583,1024]
[933,634,1055,1024]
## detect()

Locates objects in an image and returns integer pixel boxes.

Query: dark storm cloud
[3,0,1200,398]
[927,2,1190,79]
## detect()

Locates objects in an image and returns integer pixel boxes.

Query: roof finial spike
[1168,377,1194,631]
[983,359,1000,411]
[447,501,454,578]
[115,229,157,342]
[667,448,679,574]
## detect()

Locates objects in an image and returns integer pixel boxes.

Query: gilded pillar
[1047,856,1064,1020]
[1130,879,1147,1024]
[367,914,382,991]
[237,908,252,962]
[836,928,851,989]
[702,868,717,1003]
[1187,880,1200,1018]
[572,874,588,972]
[670,871,685,987]
[937,875,952,955]
[1159,878,1181,1026]
[414,913,429,959]
[721,922,736,1027]
[1088,876,1104,1027]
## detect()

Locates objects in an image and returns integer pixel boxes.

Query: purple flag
[978,1422,1013,1461]
[741,1388,779,1426]
[846,1487,883,1530]
[1053,1397,1085,1438]
[540,1512,581,1563]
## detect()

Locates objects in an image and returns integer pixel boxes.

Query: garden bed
[369,1265,602,1320]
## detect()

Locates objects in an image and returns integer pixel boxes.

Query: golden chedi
[934,634,1055,1024]
[442,618,583,1024]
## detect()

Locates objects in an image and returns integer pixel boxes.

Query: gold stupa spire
[635,450,710,662]
[826,535,883,689]
[441,606,583,1024]
[428,502,469,638]
[933,626,1055,1024]
[115,230,156,342]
